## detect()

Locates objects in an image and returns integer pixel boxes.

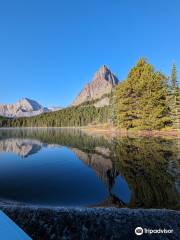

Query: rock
[94,96,110,107]
[1,206,180,240]
[0,98,61,118]
[72,65,119,106]
[0,98,47,118]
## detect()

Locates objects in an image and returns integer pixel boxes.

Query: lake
[0,128,179,209]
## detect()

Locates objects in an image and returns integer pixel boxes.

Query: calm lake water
[0,128,179,209]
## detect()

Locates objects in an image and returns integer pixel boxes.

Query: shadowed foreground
[1,206,179,240]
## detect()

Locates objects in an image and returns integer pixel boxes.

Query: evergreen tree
[171,63,177,89]
[170,63,180,129]
[0,105,111,128]
[115,58,170,130]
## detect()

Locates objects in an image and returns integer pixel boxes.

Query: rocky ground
[0,205,179,240]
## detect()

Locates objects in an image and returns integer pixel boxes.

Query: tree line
[0,105,110,128]
[0,58,179,130]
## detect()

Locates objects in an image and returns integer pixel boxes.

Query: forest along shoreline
[0,59,180,132]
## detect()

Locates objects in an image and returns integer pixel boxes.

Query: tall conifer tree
[115,58,170,130]
[171,63,177,89]
[170,63,180,129]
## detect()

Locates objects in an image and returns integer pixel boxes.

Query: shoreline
[61,125,180,139]
[0,126,180,138]
[81,126,180,138]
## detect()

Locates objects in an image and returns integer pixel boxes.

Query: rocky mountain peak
[0,98,62,118]
[92,65,119,86]
[0,98,48,118]
[72,65,119,106]
[97,64,109,74]
[17,98,42,111]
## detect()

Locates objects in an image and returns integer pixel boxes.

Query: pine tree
[172,63,177,89]
[170,63,180,129]
[115,58,170,130]
[109,91,117,126]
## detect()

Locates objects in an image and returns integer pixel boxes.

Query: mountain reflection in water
[0,128,179,209]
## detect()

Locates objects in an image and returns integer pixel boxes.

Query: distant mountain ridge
[0,65,119,118]
[0,98,61,118]
[72,65,119,106]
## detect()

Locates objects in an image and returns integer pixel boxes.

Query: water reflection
[0,128,179,209]
[0,138,42,157]
[112,137,180,209]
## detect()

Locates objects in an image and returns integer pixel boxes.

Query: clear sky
[0,0,180,107]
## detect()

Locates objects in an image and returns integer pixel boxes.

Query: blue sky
[0,0,180,107]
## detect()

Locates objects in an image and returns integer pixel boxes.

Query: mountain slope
[0,98,49,118]
[72,65,119,106]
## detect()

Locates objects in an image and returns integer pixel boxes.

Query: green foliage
[171,63,177,89]
[169,87,180,129]
[114,58,171,130]
[0,116,8,127]
[1,105,110,128]
[168,63,180,129]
